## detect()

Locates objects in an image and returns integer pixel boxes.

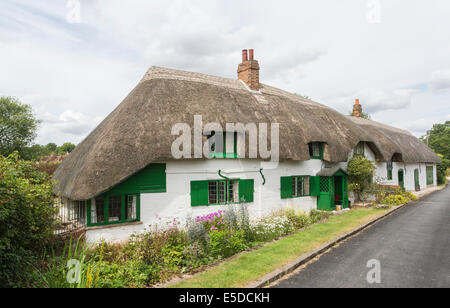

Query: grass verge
[170,207,390,288]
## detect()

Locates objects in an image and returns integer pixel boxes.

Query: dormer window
[354,142,365,157]
[309,142,323,160]
[208,131,238,158]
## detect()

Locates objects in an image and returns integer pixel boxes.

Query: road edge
[245,185,447,288]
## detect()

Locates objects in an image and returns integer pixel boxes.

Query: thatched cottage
[53,50,440,242]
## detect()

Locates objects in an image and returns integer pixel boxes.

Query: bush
[208,229,247,259]
[348,156,376,201]
[381,190,418,206]
[0,153,56,287]
[309,210,332,224]
[286,210,311,229]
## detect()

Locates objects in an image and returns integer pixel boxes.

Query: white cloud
[1,0,450,145]
[36,110,102,145]
[429,69,450,93]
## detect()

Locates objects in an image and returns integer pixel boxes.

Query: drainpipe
[259,168,266,186]
[218,170,229,180]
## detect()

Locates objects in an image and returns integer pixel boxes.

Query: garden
[33,207,332,288]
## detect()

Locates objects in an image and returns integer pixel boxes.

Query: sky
[1,0,449,145]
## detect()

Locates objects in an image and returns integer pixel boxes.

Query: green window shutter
[309,176,320,196]
[190,181,209,206]
[280,176,292,199]
[239,179,254,203]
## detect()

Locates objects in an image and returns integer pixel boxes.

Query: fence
[53,199,87,235]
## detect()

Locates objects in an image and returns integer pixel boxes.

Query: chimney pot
[352,99,363,117]
[242,49,248,62]
[238,49,260,91]
[249,49,254,60]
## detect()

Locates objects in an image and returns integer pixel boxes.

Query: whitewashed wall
[86,159,326,243]
[85,143,437,243]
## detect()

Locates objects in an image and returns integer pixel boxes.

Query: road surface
[273,186,450,288]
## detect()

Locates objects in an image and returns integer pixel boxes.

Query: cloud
[37,110,102,145]
[2,0,450,145]
[329,88,417,115]
[429,69,450,93]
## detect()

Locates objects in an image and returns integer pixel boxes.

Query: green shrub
[208,229,247,259]
[0,152,56,287]
[309,210,332,224]
[381,190,418,206]
[286,210,311,229]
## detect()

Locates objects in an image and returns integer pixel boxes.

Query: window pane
[304,177,310,195]
[229,181,239,203]
[125,195,137,220]
[208,181,217,204]
[312,144,320,157]
[93,197,105,224]
[297,177,304,196]
[292,177,297,196]
[108,196,122,222]
[218,181,227,203]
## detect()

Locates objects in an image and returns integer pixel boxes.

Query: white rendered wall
[86,159,328,243]
[85,144,437,243]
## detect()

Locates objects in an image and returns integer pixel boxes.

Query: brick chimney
[238,49,260,91]
[352,99,363,117]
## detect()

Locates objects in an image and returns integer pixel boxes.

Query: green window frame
[190,179,254,206]
[387,161,393,180]
[87,194,140,227]
[281,176,319,199]
[208,132,238,158]
[86,163,166,227]
[309,143,324,160]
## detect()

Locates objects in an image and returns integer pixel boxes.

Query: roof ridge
[346,116,413,136]
[141,66,326,108]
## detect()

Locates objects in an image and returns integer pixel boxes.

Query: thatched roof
[53,67,440,200]
[347,116,440,165]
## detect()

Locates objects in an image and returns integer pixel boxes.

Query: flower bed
[36,208,332,288]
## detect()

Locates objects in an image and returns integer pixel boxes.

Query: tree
[421,121,450,161]
[21,142,77,161]
[45,142,58,154]
[347,155,376,203]
[422,121,450,185]
[0,152,56,287]
[56,142,76,155]
[0,97,40,157]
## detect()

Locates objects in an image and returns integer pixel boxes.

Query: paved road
[273,186,450,288]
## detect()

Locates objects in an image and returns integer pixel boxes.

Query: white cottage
[53,50,440,242]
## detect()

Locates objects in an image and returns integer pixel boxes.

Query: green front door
[398,169,404,190]
[317,176,333,211]
[333,171,349,209]
[426,166,434,185]
[414,169,420,191]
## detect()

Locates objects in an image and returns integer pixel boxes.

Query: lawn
[170,207,390,288]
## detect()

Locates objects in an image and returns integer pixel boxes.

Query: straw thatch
[53,67,440,200]
[347,116,440,165]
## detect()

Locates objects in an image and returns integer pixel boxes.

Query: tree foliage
[21,142,76,161]
[0,97,40,157]
[347,155,376,201]
[0,152,56,287]
[422,121,450,184]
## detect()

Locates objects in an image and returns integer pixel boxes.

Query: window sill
[86,221,143,231]
[284,195,312,199]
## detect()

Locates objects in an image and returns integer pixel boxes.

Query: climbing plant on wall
[347,155,376,202]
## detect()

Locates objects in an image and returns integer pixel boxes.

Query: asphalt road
[273,186,450,288]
